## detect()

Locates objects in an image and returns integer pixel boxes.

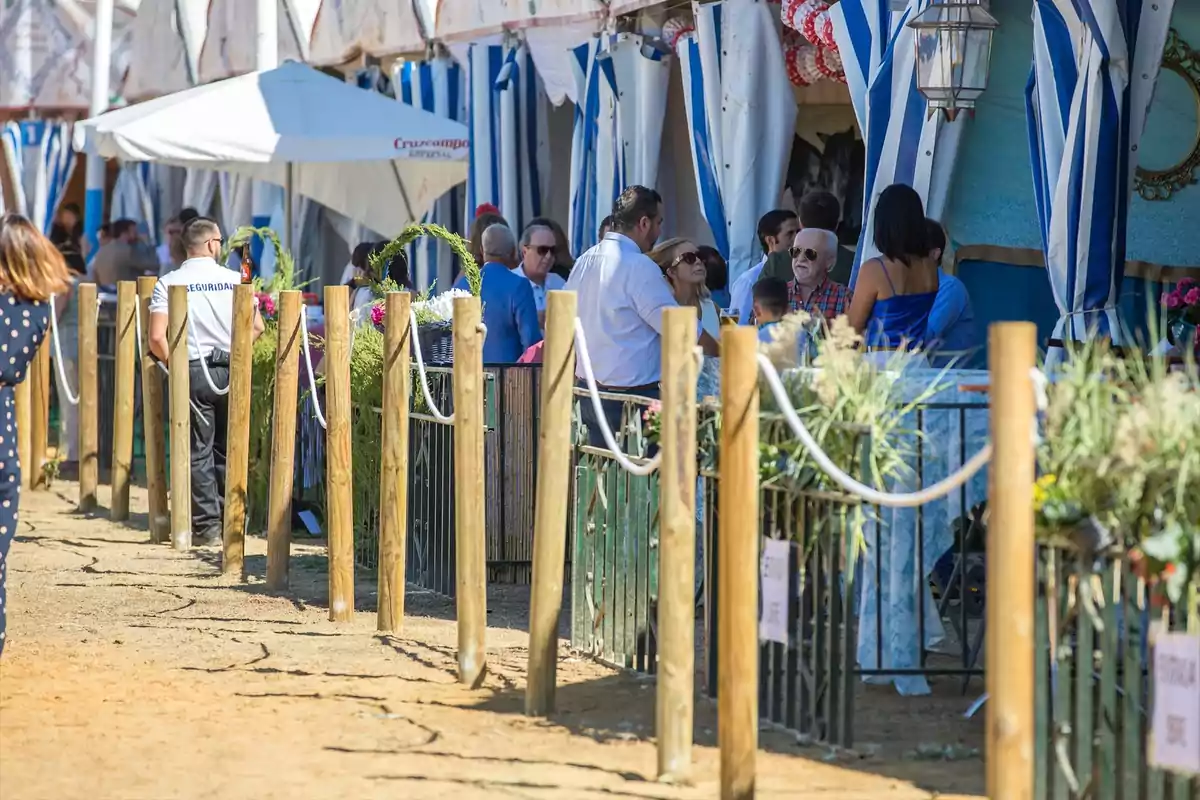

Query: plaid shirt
[788,278,851,321]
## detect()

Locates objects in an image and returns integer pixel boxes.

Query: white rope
[47,293,79,405]
[572,318,662,477]
[756,353,992,507]
[299,304,328,430]
[135,295,209,421]
[408,307,454,424]
[187,314,230,396]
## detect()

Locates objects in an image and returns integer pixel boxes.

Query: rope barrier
[572,318,662,477]
[408,307,455,425]
[133,292,207,421]
[755,354,1048,507]
[47,293,80,406]
[299,304,328,430]
[188,314,231,397]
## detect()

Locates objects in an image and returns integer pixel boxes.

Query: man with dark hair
[91,217,159,286]
[597,215,615,241]
[729,209,799,324]
[922,217,978,363]
[565,186,717,447]
[148,216,266,547]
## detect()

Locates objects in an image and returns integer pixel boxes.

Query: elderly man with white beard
[787,227,852,323]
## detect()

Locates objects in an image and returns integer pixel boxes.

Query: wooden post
[29,339,50,489]
[719,327,759,800]
[266,290,301,589]
[657,305,699,780]
[77,282,99,513]
[986,322,1036,800]
[453,295,487,687]
[15,375,31,491]
[168,284,192,550]
[138,276,169,543]
[325,285,354,622]
[222,284,255,577]
[110,281,137,520]
[525,290,577,715]
[378,292,412,632]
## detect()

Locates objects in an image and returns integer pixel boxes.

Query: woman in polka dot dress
[0,214,72,656]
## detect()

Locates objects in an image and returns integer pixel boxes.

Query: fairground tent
[72,60,470,237]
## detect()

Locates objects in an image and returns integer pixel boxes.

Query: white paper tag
[297,510,322,536]
[1148,631,1200,776]
[758,538,790,645]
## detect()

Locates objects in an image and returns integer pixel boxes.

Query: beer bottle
[240,247,253,284]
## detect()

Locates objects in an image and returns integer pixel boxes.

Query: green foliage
[222,225,309,295]
[369,223,480,297]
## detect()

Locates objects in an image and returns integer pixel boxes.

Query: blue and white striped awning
[466,41,548,237]
[397,58,467,292]
[567,33,671,254]
[676,0,795,284]
[830,0,961,288]
[0,119,76,234]
[1027,0,1175,346]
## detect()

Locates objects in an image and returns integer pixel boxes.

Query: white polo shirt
[512,265,566,312]
[564,233,681,388]
[149,256,240,360]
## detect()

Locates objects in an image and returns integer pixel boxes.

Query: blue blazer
[454,262,543,363]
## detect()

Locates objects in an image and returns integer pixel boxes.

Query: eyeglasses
[790,247,819,262]
[526,244,555,258]
[671,251,701,268]
[207,237,223,245]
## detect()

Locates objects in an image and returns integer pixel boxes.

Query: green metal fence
[1033,548,1199,799]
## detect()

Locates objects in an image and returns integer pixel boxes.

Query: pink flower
[256,293,276,318]
[1177,277,1195,289]
[1184,287,1200,306]
[370,304,385,326]
[1163,291,1182,310]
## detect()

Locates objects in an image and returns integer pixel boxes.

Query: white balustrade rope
[47,293,80,405]
[299,304,328,430]
[408,307,455,424]
[189,314,231,397]
[572,318,662,477]
[755,353,1048,507]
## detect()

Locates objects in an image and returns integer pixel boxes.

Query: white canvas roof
[197,0,321,83]
[432,0,605,44]
[308,0,429,65]
[123,0,210,100]
[74,61,470,235]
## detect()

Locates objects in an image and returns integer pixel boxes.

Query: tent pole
[256,0,278,71]
[284,163,294,253]
[84,0,114,247]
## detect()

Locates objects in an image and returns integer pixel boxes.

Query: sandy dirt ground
[0,484,986,799]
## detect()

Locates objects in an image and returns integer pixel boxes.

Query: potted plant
[1162,277,1200,357]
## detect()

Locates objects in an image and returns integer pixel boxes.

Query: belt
[576,378,658,394]
[189,349,230,367]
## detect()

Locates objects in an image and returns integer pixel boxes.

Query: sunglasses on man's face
[526,244,555,258]
[671,251,701,268]
[790,247,819,262]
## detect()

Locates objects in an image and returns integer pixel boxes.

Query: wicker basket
[415,320,454,364]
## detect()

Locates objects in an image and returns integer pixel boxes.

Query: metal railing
[1033,548,1198,798]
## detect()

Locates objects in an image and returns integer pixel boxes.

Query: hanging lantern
[907,0,999,121]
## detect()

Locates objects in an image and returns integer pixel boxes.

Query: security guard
[148,217,264,545]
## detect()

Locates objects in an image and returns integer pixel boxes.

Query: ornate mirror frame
[1135,28,1200,201]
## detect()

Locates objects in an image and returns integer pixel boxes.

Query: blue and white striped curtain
[677,0,795,284]
[568,34,671,254]
[466,41,549,237]
[110,162,158,239]
[0,120,76,233]
[397,58,467,292]
[829,0,957,287]
[1027,0,1174,347]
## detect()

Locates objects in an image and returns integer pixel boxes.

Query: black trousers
[576,380,660,451]
[189,360,230,538]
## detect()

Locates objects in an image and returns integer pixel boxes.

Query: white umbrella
[73,60,470,238]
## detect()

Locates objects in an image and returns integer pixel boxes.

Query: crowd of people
[440,183,977,395]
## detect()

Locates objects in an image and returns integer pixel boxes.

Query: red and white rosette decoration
[662,16,695,52]
[820,13,838,50]
[785,40,824,87]
[814,44,846,84]
[782,0,831,48]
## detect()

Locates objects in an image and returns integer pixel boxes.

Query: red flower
[1184,287,1200,306]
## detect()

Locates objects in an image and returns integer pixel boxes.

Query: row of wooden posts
[20,278,1038,799]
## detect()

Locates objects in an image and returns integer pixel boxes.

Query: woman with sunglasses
[649,238,721,339]
[0,214,73,656]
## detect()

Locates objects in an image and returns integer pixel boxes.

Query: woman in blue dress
[846,184,940,360]
[0,213,72,656]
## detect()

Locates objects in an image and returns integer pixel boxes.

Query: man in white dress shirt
[514,223,567,325]
[565,186,718,446]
